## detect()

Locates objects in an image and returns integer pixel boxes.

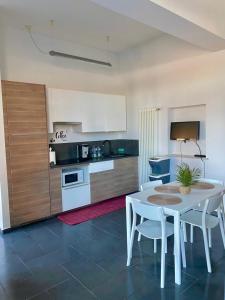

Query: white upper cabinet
[105,94,126,132]
[47,88,126,133]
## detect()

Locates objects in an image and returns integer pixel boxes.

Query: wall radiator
[139,108,159,184]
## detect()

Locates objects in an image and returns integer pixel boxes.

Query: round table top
[191,182,215,190]
[148,194,182,206]
[155,185,180,194]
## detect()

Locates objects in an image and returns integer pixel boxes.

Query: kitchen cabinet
[90,170,117,203]
[47,88,83,132]
[104,95,126,132]
[114,157,139,195]
[47,88,126,133]
[2,81,50,226]
[80,93,126,132]
[89,160,114,173]
[49,168,62,214]
[90,157,138,203]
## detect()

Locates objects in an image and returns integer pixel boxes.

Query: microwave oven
[62,168,84,187]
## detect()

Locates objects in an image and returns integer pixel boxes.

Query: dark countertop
[50,154,138,169]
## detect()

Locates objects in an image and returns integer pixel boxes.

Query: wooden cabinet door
[114,157,139,195]
[90,170,116,203]
[2,80,50,226]
[90,157,138,203]
[49,168,62,214]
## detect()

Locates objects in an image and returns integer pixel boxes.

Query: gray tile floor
[0,209,225,299]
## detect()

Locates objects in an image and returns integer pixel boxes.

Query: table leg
[126,197,132,266]
[174,212,181,285]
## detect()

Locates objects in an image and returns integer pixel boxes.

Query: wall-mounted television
[170,121,200,141]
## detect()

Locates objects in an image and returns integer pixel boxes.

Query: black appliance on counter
[76,144,89,160]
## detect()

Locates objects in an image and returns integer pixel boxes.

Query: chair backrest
[199,178,224,186]
[203,192,224,214]
[140,180,163,191]
[131,198,164,222]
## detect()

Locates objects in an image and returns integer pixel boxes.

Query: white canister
[49,147,56,165]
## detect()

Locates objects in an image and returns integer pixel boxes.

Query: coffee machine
[81,144,89,159]
[76,144,89,160]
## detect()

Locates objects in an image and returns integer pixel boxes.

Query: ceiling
[0,0,163,52]
[151,0,225,38]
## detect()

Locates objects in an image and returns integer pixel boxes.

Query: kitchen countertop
[50,154,138,169]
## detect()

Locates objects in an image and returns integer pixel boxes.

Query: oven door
[62,170,83,187]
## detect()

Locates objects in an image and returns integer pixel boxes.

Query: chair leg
[182,222,187,243]
[190,225,194,243]
[173,236,176,256]
[180,227,186,268]
[127,222,136,266]
[218,210,225,249]
[221,200,225,229]
[154,239,157,253]
[137,217,144,242]
[208,229,212,248]
[202,227,212,273]
[160,236,166,288]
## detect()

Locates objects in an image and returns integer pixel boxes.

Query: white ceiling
[91,0,225,51]
[151,0,225,38]
[0,0,163,52]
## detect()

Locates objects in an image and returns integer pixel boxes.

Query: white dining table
[126,182,224,285]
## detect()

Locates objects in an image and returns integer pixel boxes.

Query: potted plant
[176,163,201,194]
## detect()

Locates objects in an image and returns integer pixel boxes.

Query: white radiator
[139,108,159,184]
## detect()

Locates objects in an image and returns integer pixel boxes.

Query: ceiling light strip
[49,50,112,67]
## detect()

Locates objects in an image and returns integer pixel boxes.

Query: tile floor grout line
[46,226,62,238]
[179,277,201,296]
[16,254,34,275]
[89,223,123,240]
[60,264,98,298]
[27,278,70,300]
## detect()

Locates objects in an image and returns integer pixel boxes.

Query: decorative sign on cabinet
[47,88,127,133]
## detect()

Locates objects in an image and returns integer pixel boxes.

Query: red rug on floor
[57,195,126,225]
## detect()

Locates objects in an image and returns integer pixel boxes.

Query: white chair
[189,178,224,247]
[138,180,163,253]
[180,191,225,273]
[140,180,163,192]
[127,198,186,288]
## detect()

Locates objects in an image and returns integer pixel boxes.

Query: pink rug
[57,195,126,225]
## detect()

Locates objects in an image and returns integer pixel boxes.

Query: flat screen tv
[170,121,200,141]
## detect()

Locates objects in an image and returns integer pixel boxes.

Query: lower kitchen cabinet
[49,168,62,214]
[114,157,139,195]
[90,157,138,203]
[90,170,117,203]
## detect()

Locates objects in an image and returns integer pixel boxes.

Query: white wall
[0,26,123,92]
[121,40,225,181]
[0,26,128,143]
[168,105,206,155]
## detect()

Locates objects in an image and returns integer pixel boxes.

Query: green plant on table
[176,163,201,187]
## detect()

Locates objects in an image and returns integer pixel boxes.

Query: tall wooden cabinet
[49,168,62,214]
[2,81,50,226]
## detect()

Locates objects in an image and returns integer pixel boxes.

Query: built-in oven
[62,168,84,187]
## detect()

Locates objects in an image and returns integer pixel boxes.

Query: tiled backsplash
[49,139,139,163]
